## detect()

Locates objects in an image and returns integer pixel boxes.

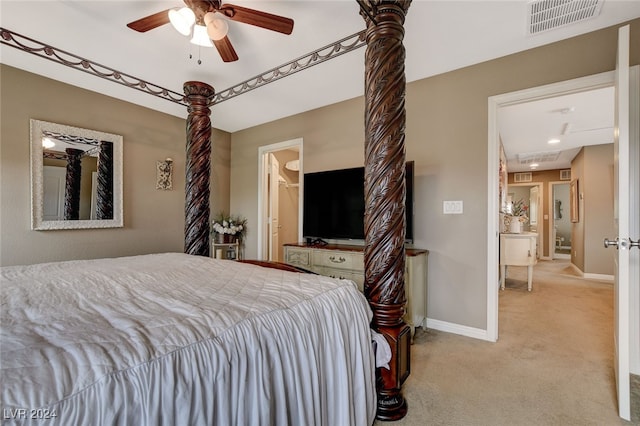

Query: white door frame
[548,180,571,260]
[487,71,615,342]
[257,138,303,260]
[268,154,280,261]
[507,182,544,260]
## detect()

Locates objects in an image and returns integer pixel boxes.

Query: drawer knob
[329,256,346,263]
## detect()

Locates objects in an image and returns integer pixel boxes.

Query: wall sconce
[156,158,173,190]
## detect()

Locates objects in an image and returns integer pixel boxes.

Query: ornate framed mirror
[30,119,123,230]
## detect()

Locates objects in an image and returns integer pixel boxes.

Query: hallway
[377,259,636,425]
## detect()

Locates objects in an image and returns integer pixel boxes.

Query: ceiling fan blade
[213,36,239,62]
[127,9,172,32]
[219,4,294,35]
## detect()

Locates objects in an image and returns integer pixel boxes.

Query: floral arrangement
[509,198,529,223]
[211,212,247,241]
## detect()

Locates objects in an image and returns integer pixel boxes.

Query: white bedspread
[1,253,376,425]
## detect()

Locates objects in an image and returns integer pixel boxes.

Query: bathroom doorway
[257,139,302,261]
[550,181,571,259]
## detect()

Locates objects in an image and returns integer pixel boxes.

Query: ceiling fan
[127,0,294,63]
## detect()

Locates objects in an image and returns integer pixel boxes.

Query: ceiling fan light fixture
[42,138,55,149]
[203,12,216,26]
[190,24,213,47]
[169,7,196,36]
[207,18,229,41]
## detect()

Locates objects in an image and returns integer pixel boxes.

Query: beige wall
[0,65,231,266]
[572,149,587,271]
[571,144,616,276]
[507,152,615,275]
[230,19,639,331]
[1,19,636,330]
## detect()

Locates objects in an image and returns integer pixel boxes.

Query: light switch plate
[443,200,463,214]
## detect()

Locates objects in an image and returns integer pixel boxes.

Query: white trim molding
[426,318,493,342]
[256,138,303,260]
[487,70,615,343]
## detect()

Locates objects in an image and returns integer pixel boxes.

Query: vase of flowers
[211,212,247,243]
[504,198,528,233]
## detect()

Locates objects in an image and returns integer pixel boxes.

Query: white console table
[500,232,538,291]
[283,243,428,335]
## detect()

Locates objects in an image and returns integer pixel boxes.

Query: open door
[529,185,541,258]
[268,154,280,261]
[603,24,632,421]
[257,139,303,261]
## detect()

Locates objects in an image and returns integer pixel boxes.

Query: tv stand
[283,243,428,335]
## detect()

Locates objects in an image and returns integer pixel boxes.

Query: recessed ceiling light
[42,137,55,149]
[529,163,539,169]
[548,138,561,144]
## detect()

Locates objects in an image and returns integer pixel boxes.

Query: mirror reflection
[31,120,123,230]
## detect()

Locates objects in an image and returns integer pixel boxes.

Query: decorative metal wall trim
[43,130,100,146]
[1,27,366,110]
[212,30,366,105]
[0,28,186,106]
[43,152,68,161]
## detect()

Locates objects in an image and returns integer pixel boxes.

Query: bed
[179,4,412,419]
[1,2,411,422]
[1,253,377,425]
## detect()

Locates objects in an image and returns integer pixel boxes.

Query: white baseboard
[583,273,614,282]
[426,318,494,342]
[567,263,614,282]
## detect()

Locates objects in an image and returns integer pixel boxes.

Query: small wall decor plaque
[156,158,173,190]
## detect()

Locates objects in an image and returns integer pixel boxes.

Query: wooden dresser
[283,243,428,334]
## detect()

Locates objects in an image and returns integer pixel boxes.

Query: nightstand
[212,241,240,260]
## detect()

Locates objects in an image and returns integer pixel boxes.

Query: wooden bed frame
[182,1,412,421]
[238,259,317,274]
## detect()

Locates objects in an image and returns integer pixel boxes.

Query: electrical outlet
[443,200,463,214]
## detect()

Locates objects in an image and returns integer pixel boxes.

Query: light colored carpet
[375,259,638,426]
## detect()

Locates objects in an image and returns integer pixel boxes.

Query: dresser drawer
[312,250,364,271]
[284,247,311,268]
[315,266,364,292]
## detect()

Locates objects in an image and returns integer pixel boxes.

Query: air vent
[517,151,561,164]
[560,169,571,180]
[527,0,604,35]
[514,172,533,183]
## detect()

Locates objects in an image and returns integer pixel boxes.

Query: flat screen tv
[303,161,414,243]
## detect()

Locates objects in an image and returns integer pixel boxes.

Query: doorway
[549,181,571,259]
[506,182,544,260]
[257,139,303,261]
[487,70,616,342]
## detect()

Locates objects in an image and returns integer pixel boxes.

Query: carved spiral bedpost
[358,0,412,421]
[183,81,215,257]
[63,148,83,220]
[96,141,114,220]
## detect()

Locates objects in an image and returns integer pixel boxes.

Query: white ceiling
[2,1,639,164]
[498,86,616,172]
